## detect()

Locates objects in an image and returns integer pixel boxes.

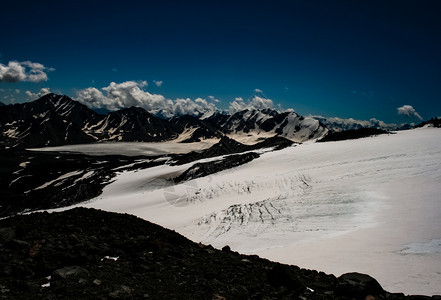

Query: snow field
[28,139,218,156]
[50,128,441,295]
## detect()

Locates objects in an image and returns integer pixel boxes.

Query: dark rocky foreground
[0,208,438,299]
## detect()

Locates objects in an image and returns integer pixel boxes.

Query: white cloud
[228,97,245,112]
[397,105,423,120]
[153,80,163,87]
[254,88,263,94]
[15,89,20,94]
[208,95,220,103]
[228,95,275,113]
[0,61,26,82]
[25,87,52,100]
[76,81,287,117]
[173,97,218,116]
[0,60,55,82]
[75,81,217,117]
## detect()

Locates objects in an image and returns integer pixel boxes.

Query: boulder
[336,272,385,298]
[51,266,90,288]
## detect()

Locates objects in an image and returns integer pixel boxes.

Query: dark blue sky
[1,0,440,123]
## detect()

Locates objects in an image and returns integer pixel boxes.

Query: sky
[0,0,440,123]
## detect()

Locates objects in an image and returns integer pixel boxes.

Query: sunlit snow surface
[29,139,218,156]
[50,128,441,295]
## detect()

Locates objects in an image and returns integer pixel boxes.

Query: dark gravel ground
[1,208,439,299]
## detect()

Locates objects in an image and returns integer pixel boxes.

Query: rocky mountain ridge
[0,94,327,148]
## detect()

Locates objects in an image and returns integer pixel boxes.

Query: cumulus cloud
[153,80,163,87]
[228,95,275,113]
[77,81,161,111]
[25,87,52,100]
[75,81,289,117]
[397,105,423,120]
[173,97,218,116]
[75,81,218,117]
[0,61,55,82]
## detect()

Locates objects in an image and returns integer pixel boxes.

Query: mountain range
[312,115,412,132]
[0,94,328,148]
[1,93,421,149]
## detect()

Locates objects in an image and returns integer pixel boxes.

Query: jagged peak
[170,114,200,122]
[198,110,222,120]
[112,106,152,116]
[229,108,279,118]
[33,94,80,109]
[36,93,66,103]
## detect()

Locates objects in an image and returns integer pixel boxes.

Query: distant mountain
[0,94,98,147]
[318,128,389,142]
[85,106,178,142]
[311,116,407,132]
[0,94,184,147]
[207,109,327,143]
[414,117,441,128]
[0,101,5,107]
[0,94,328,148]
[169,114,221,142]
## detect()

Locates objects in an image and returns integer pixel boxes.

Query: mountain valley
[1,94,441,297]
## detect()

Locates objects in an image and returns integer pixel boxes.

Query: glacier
[49,127,441,295]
